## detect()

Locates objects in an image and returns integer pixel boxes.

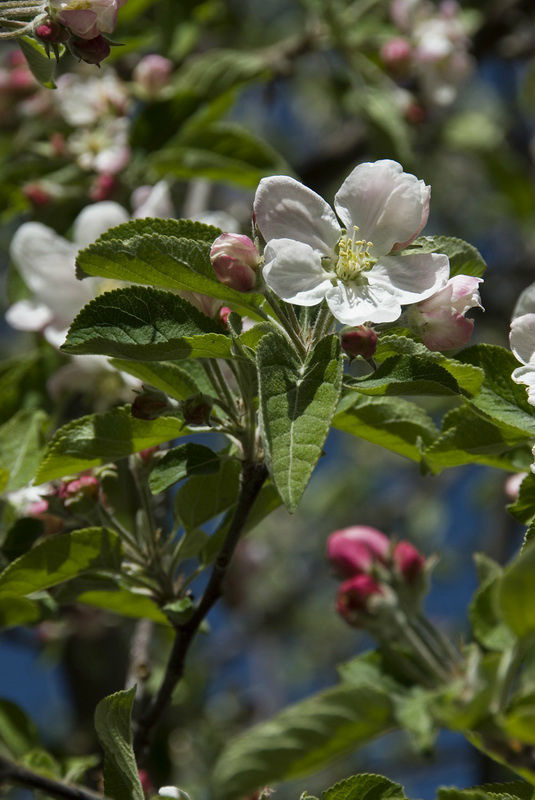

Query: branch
[0,754,110,800]
[133,460,268,758]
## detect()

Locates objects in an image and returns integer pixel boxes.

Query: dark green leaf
[0,699,39,758]
[322,773,406,800]
[350,355,460,396]
[498,543,535,638]
[257,334,343,512]
[109,359,209,401]
[149,443,221,494]
[94,688,144,800]
[174,458,240,530]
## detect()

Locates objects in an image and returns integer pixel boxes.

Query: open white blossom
[510,281,535,407]
[254,160,449,325]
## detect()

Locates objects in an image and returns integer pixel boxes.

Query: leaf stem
[0,754,110,800]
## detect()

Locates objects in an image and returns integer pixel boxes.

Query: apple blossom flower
[210,233,260,292]
[327,525,390,578]
[408,274,483,351]
[49,0,125,40]
[69,117,130,174]
[510,282,535,408]
[254,160,449,326]
[56,71,129,127]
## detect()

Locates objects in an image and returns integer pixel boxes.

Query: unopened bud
[23,183,51,206]
[133,54,173,96]
[132,387,170,420]
[35,19,69,44]
[219,306,232,328]
[138,446,159,464]
[70,34,111,65]
[380,36,412,67]
[181,394,213,426]
[393,541,426,583]
[341,327,378,360]
[336,574,384,625]
[59,474,99,507]
[210,233,260,293]
[410,275,483,351]
[90,173,117,201]
[327,525,389,578]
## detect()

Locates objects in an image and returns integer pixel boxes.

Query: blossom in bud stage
[49,0,125,40]
[254,160,448,325]
[90,172,117,201]
[336,574,384,623]
[181,395,213,427]
[133,54,173,96]
[69,34,111,65]
[35,20,69,44]
[341,326,378,360]
[210,233,260,293]
[23,183,51,206]
[327,526,389,578]
[138,446,159,464]
[504,472,527,501]
[58,474,99,505]
[409,275,483,351]
[393,541,425,582]
[219,306,232,327]
[131,387,170,420]
[380,37,412,67]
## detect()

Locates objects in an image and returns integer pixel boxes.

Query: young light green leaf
[62,286,231,361]
[0,699,40,758]
[469,556,515,651]
[257,333,343,512]
[36,407,188,483]
[405,235,487,278]
[18,37,56,89]
[211,683,394,799]
[498,543,535,638]
[0,528,121,598]
[0,597,41,629]
[322,773,406,800]
[0,409,49,492]
[76,230,262,318]
[75,589,169,625]
[149,443,221,494]
[109,359,209,400]
[333,394,438,463]
[174,458,240,530]
[94,688,144,800]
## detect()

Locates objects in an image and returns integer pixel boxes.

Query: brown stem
[133,460,268,758]
[0,754,109,800]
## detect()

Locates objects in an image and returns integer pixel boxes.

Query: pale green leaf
[498,543,535,638]
[94,688,144,800]
[0,596,41,629]
[0,409,49,492]
[109,359,209,401]
[257,334,343,512]
[18,37,56,89]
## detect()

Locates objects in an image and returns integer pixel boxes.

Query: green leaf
[257,334,343,512]
[0,528,122,598]
[469,554,515,651]
[174,457,240,530]
[508,473,535,524]
[503,694,535,746]
[0,699,39,758]
[2,517,45,561]
[62,286,230,361]
[109,359,209,401]
[75,589,169,625]
[149,443,220,494]
[36,407,188,483]
[498,543,535,638]
[405,236,487,278]
[423,406,531,474]
[322,773,406,800]
[0,409,49,492]
[459,345,535,437]
[0,596,41,629]
[392,690,437,753]
[94,688,144,800]
[94,217,220,245]
[212,684,394,799]
[333,394,438,463]
[350,355,460,396]
[18,37,56,89]
[438,784,535,800]
[76,225,262,319]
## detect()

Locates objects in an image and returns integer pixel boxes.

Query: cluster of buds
[327,525,427,629]
[210,233,261,293]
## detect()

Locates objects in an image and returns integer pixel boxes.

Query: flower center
[335,227,376,283]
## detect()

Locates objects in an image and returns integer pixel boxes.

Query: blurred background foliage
[1,0,535,797]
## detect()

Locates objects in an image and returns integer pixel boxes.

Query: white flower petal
[334,160,430,256]
[512,282,535,321]
[325,281,401,326]
[11,222,78,295]
[5,299,53,332]
[254,176,341,255]
[73,201,129,247]
[371,252,449,305]
[510,313,535,366]
[133,181,174,219]
[263,238,333,306]
[512,365,535,408]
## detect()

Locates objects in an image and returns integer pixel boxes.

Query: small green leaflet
[149,443,221,493]
[257,333,343,512]
[18,37,57,89]
[94,688,144,800]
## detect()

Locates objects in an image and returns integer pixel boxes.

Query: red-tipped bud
[393,541,426,583]
[90,173,117,201]
[132,388,170,420]
[327,526,389,578]
[138,769,154,797]
[336,574,384,623]
[181,395,213,426]
[35,20,69,44]
[23,183,51,206]
[138,446,159,464]
[210,233,260,293]
[70,34,111,65]
[341,327,378,360]
[380,36,412,67]
[59,474,99,507]
[219,306,232,328]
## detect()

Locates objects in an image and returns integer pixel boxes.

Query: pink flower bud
[336,574,384,623]
[341,327,378,360]
[35,20,69,44]
[133,54,173,96]
[70,34,111,65]
[327,525,390,578]
[90,173,117,201]
[210,233,260,293]
[139,446,159,463]
[380,37,412,66]
[23,183,51,206]
[59,474,99,507]
[393,541,426,583]
[410,275,483,351]
[219,306,232,327]
[28,499,49,516]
